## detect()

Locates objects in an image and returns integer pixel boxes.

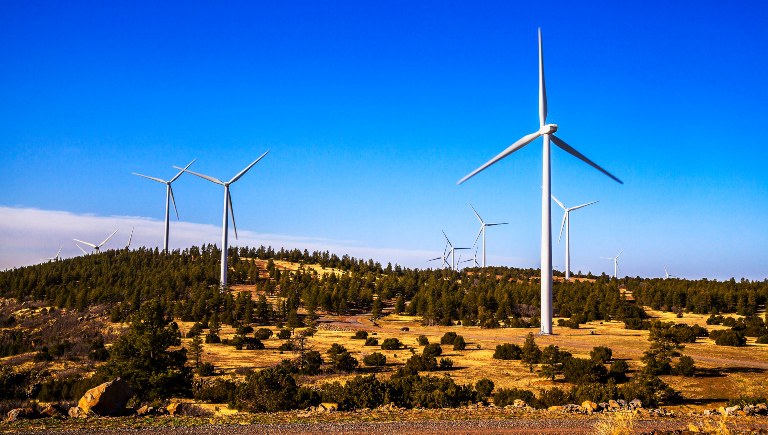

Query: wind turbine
[664,266,676,279]
[442,231,470,271]
[74,242,88,255]
[428,243,450,269]
[469,204,507,268]
[552,195,598,281]
[457,28,622,335]
[42,246,62,262]
[133,159,195,253]
[176,151,269,289]
[602,250,624,279]
[73,229,118,254]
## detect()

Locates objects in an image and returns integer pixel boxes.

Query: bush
[440,332,458,345]
[197,362,215,376]
[475,378,494,398]
[423,343,443,359]
[381,338,402,350]
[439,358,454,369]
[521,333,541,364]
[609,360,629,381]
[562,357,607,385]
[674,355,695,376]
[417,335,429,346]
[624,318,651,330]
[757,335,768,344]
[590,346,613,364]
[353,330,368,340]
[364,337,379,346]
[205,332,221,344]
[453,335,466,351]
[254,328,273,340]
[493,343,522,360]
[711,329,746,346]
[296,350,323,375]
[494,388,535,407]
[404,354,437,371]
[277,329,292,339]
[335,375,387,411]
[194,378,236,403]
[620,373,679,407]
[278,341,294,351]
[335,352,358,372]
[569,381,619,404]
[362,352,387,367]
[233,365,303,412]
[327,343,348,359]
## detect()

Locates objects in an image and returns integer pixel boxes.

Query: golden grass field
[180,288,768,411]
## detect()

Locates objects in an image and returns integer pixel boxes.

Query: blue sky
[1,1,767,279]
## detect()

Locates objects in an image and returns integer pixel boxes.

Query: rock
[39,403,65,418]
[77,378,133,417]
[617,399,626,407]
[6,407,38,422]
[136,405,159,416]
[562,404,582,413]
[629,398,643,409]
[317,402,338,413]
[687,423,701,432]
[608,399,620,410]
[581,401,598,413]
[755,403,768,415]
[513,399,527,408]
[724,405,740,415]
[547,405,563,412]
[68,406,87,418]
[166,402,208,417]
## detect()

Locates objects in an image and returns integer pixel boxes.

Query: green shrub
[362,352,387,367]
[423,343,442,359]
[417,335,429,346]
[197,362,215,376]
[562,357,607,385]
[439,358,454,369]
[453,335,466,351]
[494,388,535,407]
[475,378,494,398]
[277,329,292,339]
[711,329,746,346]
[440,332,458,345]
[674,355,695,376]
[254,328,273,340]
[381,338,402,350]
[194,378,236,403]
[353,330,368,340]
[404,354,437,371]
[278,342,294,351]
[232,365,299,412]
[493,343,522,360]
[619,373,679,407]
[609,360,629,381]
[334,352,358,372]
[757,335,768,344]
[590,346,613,364]
[364,337,379,346]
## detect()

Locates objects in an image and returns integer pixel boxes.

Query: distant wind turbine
[469,204,507,268]
[664,266,676,279]
[428,243,450,269]
[177,151,269,289]
[74,229,118,254]
[133,159,195,253]
[457,28,622,335]
[126,227,134,250]
[42,246,62,263]
[602,250,624,279]
[442,231,470,271]
[552,195,598,281]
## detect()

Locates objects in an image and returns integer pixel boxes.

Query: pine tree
[188,333,203,368]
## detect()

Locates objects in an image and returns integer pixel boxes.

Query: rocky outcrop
[77,378,133,416]
[5,407,38,422]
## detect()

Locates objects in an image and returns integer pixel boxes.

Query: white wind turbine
[602,250,624,279]
[177,151,269,289]
[442,231,470,271]
[457,28,622,335]
[42,246,62,262]
[428,243,450,269]
[469,204,508,268]
[552,195,598,281]
[664,266,676,279]
[126,227,134,250]
[133,159,195,253]
[73,229,118,254]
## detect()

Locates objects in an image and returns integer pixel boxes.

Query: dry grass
[593,410,635,435]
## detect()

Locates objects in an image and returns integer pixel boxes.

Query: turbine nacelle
[540,124,558,135]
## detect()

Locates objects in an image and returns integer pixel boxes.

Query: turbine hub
[540,124,558,134]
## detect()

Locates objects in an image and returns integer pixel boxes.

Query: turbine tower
[177,151,269,289]
[457,28,622,335]
[469,204,507,268]
[42,246,62,262]
[133,159,195,253]
[602,250,624,278]
[442,231,470,271]
[73,229,118,254]
[552,195,598,281]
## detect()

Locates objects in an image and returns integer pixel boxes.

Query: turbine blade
[569,200,599,211]
[457,131,541,184]
[173,167,224,185]
[442,230,453,248]
[75,242,88,254]
[228,190,238,240]
[132,173,167,184]
[73,239,97,249]
[550,135,623,184]
[551,194,566,210]
[473,226,483,248]
[469,204,484,224]
[558,212,567,243]
[616,249,624,258]
[98,229,118,248]
[539,27,547,127]
[55,246,62,258]
[229,150,269,184]
[428,257,441,262]
[127,227,134,249]
[169,185,180,220]
[170,158,196,183]
[486,222,508,226]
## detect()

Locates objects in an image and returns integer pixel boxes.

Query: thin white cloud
[0,206,440,271]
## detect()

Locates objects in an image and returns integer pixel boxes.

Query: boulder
[581,401,598,413]
[724,405,740,415]
[166,402,208,417]
[755,403,768,415]
[39,403,66,418]
[6,407,38,422]
[78,378,133,416]
[513,399,527,408]
[68,406,87,418]
[547,405,563,412]
[608,399,620,409]
[629,398,643,409]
